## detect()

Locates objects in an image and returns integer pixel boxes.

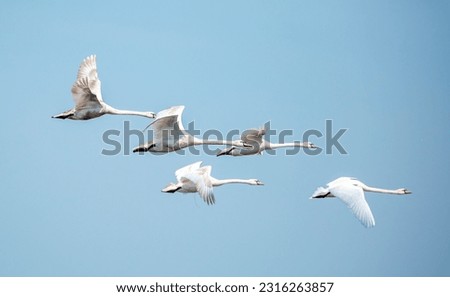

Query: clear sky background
[0,0,449,276]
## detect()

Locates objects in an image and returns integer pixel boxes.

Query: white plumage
[52,55,156,120]
[162,161,264,205]
[311,177,411,228]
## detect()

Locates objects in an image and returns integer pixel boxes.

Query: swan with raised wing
[52,55,156,120]
[216,127,316,156]
[162,161,264,205]
[311,177,411,228]
[133,106,250,153]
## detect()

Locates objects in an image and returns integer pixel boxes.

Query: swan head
[145,112,157,119]
[250,179,264,186]
[304,142,318,149]
[398,188,412,195]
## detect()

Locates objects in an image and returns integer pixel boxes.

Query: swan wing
[327,177,357,188]
[238,127,265,153]
[330,183,376,228]
[182,166,215,205]
[241,127,265,144]
[150,106,186,141]
[153,106,186,130]
[71,55,103,108]
[175,161,203,181]
[197,166,215,205]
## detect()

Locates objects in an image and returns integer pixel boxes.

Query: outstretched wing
[71,55,103,108]
[241,127,265,144]
[239,127,265,153]
[181,165,215,205]
[327,177,357,188]
[175,161,203,182]
[195,166,215,205]
[330,183,376,228]
[149,106,187,142]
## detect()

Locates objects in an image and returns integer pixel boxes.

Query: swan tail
[52,110,75,119]
[311,187,332,199]
[216,146,236,157]
[132,142,155,153]
[162,183,181,193]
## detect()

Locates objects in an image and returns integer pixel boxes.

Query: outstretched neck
[105,106,154,118]
[267,142,310,149]
[362,185,404,195]
[212,178,254,187]
[193,138,233,146]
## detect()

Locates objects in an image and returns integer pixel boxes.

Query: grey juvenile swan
[133,105,250,153]
[217,127,316,156]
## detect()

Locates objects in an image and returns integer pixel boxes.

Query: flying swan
[52,55,156,120]
[133,105,250,153]
[311,177,411,228]
[216,127,316,156]
[162,161,264,205]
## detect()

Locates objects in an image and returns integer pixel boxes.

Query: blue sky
[0,0,449,276]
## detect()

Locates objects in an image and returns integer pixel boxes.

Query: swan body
[133,106,250,153]
[52,55,156,120]
[162,161,264,205]
[216,127,316,157]
[311,177,411,228]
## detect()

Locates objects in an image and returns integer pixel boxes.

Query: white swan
[311,177,411,228]
[52,55,156,120]
[162,161,264,205]
[133,105,250,153]
[216,127,316,156]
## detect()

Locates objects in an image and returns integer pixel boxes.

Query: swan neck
[199,139,231,146]
[212,179,252,187]
[267,142,308,149]
[106,106,150,117]
[362,186,401,194]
